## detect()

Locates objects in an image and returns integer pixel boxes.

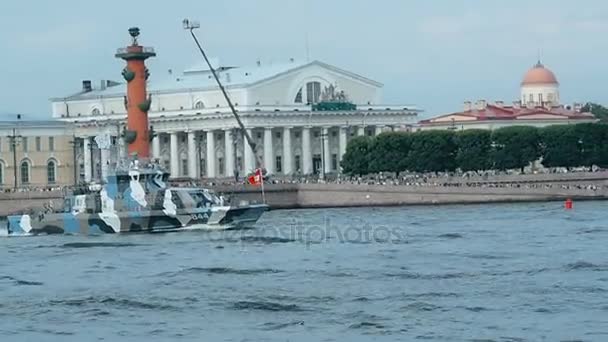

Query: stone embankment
[1,172,607,215]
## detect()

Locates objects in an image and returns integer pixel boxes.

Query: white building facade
[52,60,419,181]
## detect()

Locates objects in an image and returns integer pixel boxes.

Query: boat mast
[182,19,263,177]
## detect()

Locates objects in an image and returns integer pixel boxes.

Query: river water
[1,202,607,341]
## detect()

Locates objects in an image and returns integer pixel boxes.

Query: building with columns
[51,59,420,181]
[418,60,596,131]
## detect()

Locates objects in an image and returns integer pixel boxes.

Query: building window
[529,94,533,103]
[20,160,30,184]
[306,81,321,104]
[49,137,55,151]
[276,156,282,173]
[314,131,319,138]
[164,160,170,171]
[0,161,4,184]
[256,132,262,139]
[22,137,28,152]
[91,108,101,115]
[331,154,338,171]
[294,88,303,103]
[294,155,301,172]
[47,159,56,183]
[332,131,337,137]
[35,137,41,151]
[539,93,543,104]
[294,132,300,138]
[194,101,205,109]
[275,132,281,139]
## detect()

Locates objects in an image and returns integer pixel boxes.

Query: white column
[100,148,110,181]
[83,137,92,182]
[170,132,179,177]
[243,128,255,174]
[374,125,384,136]
[282,127,293,175]
[339,127,348,164]
[263,127,274,174]
[225,129,235,177]
[206,130,216,178]
[357,126,365,136]
[323,127,331,174]
[301,127,312,175]
[152,134,161,160]
[187,131,197,178]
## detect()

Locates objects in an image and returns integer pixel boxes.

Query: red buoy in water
[565,198,573,210]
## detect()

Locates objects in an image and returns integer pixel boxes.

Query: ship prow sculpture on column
[2,27,268,236]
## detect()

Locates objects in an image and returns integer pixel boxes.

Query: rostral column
[115,27,156,159]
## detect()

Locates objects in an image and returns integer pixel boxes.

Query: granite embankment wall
[212,182,608,209]
[1,172,608,215]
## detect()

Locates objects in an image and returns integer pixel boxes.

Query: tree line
[341,123,608,176]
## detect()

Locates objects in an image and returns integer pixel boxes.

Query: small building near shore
[0,118,75,189]
[418,61,597,131]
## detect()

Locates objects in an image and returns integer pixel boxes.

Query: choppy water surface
[1,202,608,341]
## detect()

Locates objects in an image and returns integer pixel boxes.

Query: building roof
[54,60,383,101]
[419,103,595,126]
[521,61,558,85]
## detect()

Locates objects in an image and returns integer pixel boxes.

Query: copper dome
[521,61,558,85]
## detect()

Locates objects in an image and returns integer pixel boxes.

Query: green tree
[491,126,540,172]
[582,102,608,122]
[368,132,411,174]
[341,136,373,176]
[575,123,608,167]
[539,125,582,168]
[454,129,492,171]
[407,130,457,172]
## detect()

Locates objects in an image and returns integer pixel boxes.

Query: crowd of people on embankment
[1,167,606,194]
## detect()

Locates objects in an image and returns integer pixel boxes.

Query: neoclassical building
[0,119,75,189]
[51,59,420,181]
[418,61,596,130]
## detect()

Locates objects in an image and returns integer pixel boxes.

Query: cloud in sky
[0,0,607,118]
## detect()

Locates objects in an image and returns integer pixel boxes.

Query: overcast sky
[1,0,607,119]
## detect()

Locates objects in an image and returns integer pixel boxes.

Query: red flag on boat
[248,168,263,186]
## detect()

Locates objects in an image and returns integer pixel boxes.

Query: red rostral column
[115,27,156,159]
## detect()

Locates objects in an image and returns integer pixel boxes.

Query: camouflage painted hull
[3,204,268,236]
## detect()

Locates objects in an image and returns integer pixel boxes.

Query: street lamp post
[10,114,22,189]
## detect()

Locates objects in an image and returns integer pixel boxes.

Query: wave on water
[437,233,464,239]
[160,267,283,277]
[260,321,305,331]
[49,296,179,311]
[401,301,443,312]
[565,261,606,271]
[60,242,141,249]
[239,236,295,244]
[231,301,304,312]
[0,275,43,286]
[349,321,386,330]
[383,271,472,280]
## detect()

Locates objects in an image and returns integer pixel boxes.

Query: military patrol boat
[3,27,267,236]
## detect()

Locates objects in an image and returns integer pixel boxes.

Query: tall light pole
[10,114,22,189]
